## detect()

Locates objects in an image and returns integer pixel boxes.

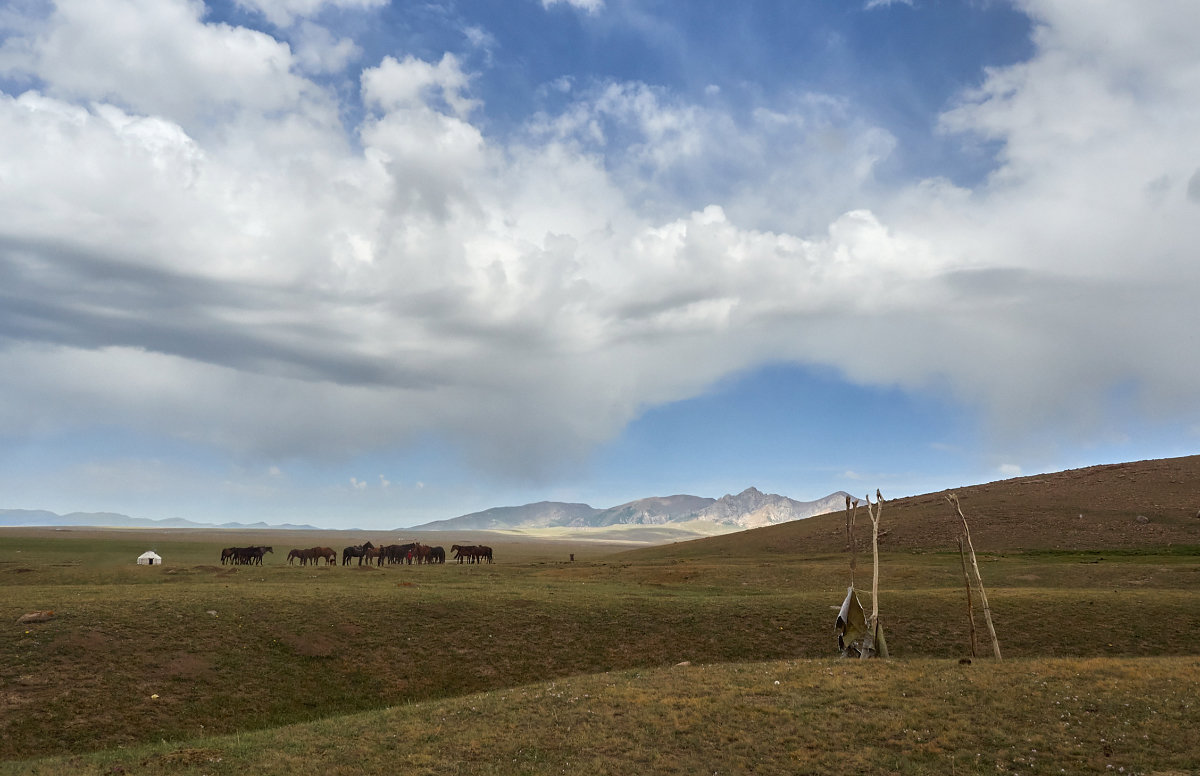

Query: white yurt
[137,550,162,566]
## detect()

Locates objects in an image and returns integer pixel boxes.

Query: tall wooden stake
[860,490,885,659]
[957,536,978,659]
[947,493,1001,660]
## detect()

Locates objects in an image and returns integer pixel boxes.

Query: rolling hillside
[635,455,1200,557]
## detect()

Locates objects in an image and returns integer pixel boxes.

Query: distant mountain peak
[408,488,850,532]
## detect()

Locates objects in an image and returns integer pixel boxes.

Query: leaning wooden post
[845,495,858,588]
[957,536,979,659]
[947,493,1001,660]
[860,490,886,659]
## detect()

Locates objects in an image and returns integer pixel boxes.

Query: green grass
[6,658,1199,775]
[3,531,1200,773]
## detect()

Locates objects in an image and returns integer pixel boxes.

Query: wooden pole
[860,490,884,659]
[958,536,978,659]
[947,494,1001,660]
[869,490,881,634]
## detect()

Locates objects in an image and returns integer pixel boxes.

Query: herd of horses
[220,546,273,565]
[219,542,493,566]
[284,547,337,565]
[450,543,493,564]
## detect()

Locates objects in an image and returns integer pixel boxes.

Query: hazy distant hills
[0,509,320,531]
[409,488,852,531]
[1,487,851,533]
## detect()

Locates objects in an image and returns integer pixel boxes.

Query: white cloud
[362,53,478,118]
[864,0,913,9]
[530,81,897,233]
[291,21,361,74]
[893,0,1200,428]
[235,0,387,28]
[1187,169,1200,203]
[0,0,331,131]
[542,0,604,13]
[350,477,367,490]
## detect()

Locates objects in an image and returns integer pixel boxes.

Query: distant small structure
[137,551,162,566]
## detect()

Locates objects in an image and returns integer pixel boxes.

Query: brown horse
[410,543,432,564]
[312,547,336,566]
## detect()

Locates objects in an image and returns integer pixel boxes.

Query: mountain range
[0,487,851,532]
[408,488,852,531]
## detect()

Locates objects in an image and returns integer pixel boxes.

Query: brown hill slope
[638,455,1200,557]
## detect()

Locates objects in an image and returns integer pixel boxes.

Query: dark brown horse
[341,541,375,566]
[312,547,337,565]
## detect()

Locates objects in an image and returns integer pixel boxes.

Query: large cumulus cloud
[1,0,1198,483]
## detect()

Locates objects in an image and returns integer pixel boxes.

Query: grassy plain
[3,455,1200,775]
[2,533,1199,773]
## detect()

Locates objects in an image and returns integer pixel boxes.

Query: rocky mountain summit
[694,487,850,529]
[410,488,851,531]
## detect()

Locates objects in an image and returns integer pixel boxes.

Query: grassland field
[2,524,1199,775]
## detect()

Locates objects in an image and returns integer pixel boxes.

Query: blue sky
[2,1,1199,529]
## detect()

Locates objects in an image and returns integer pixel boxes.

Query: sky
[2,0,1199,529]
